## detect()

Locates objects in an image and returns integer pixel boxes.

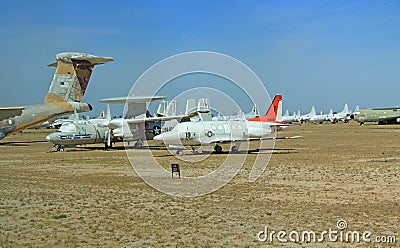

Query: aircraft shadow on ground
[49,146,128,152]
[0,140,48,146]
[152,148,298,157]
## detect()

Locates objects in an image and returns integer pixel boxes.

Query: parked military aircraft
[282,110,300,124]
[351,107,400,125]
[299,106,316,123]
[309,109,329,124]
[100,96,192,148]
[46,105,113,151]
[0,52,113,140]
[154,95,300,154]
[329,104,351,123]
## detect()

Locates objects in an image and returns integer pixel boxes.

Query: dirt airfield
[0,122,399,247]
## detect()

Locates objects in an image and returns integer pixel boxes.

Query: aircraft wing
[126,114,192,124]
[208,135,303,144]
[268,123,291,127]
[0,107,25,121]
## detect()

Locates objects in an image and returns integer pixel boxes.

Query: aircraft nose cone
[153,133,164,141]
[154,131,179,143]
[46,133,59,142]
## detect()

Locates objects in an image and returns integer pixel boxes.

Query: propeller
[73,107,79,124]
[105,104,112,148]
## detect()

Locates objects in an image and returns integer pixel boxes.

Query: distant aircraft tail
[247,94,282,123]
[44,52,113,103]
[185,99,197,115]
[284,110,289,118]
[340,104,349,115]
[310,106,316,116]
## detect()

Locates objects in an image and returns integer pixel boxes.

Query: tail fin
[44,52,113,103]
[165,100,177,116]
[276,98,283,122]
[247,94,282,122]
[185,99,197,115]
[342,104,349,114]
[310,106,316,116]
[197,98,212,121]
[156,101,168,117]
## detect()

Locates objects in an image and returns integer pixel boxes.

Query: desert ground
[0,122,399,247]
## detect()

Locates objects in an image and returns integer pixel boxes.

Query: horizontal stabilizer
[47,52,114,67]
[0,107,25,121]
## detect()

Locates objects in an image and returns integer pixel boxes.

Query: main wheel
[214,145,222,153]
[231,146,239,153]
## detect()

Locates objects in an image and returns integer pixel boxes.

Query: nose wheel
[50,144,64,152]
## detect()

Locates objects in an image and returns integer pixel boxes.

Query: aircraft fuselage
[0,102,91,139]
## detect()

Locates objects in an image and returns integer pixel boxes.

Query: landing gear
[231,145,239,153]
[176,149,184,156]
[133,139,143,149]
[105,142,113,149]
[51,144,64,152]
[191,146,200,154]
[214,145,222,154]
[56,145,64,152]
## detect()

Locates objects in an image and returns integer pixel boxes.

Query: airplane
[46,96,200,151]
[351,107,400,125]
[0,52,113,140]
[299,106,316,123]
[154,95,301,154]
[46,96,168,151]
[309,109,329,124]
[99,96,193,148]
[282,110,300,124]
[46,105,113,151]
[329,104,351,123]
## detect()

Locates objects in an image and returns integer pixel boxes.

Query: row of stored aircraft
[46,93,301,153]
[283,104,400,125]
[282,104,356,124]
[1,51,399,152]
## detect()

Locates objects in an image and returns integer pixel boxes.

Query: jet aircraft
[0,52,113,140]
[154,95,300,154]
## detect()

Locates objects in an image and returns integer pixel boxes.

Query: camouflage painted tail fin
[44,52,113,103]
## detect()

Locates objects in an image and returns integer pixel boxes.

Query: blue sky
[0,0,399,116]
